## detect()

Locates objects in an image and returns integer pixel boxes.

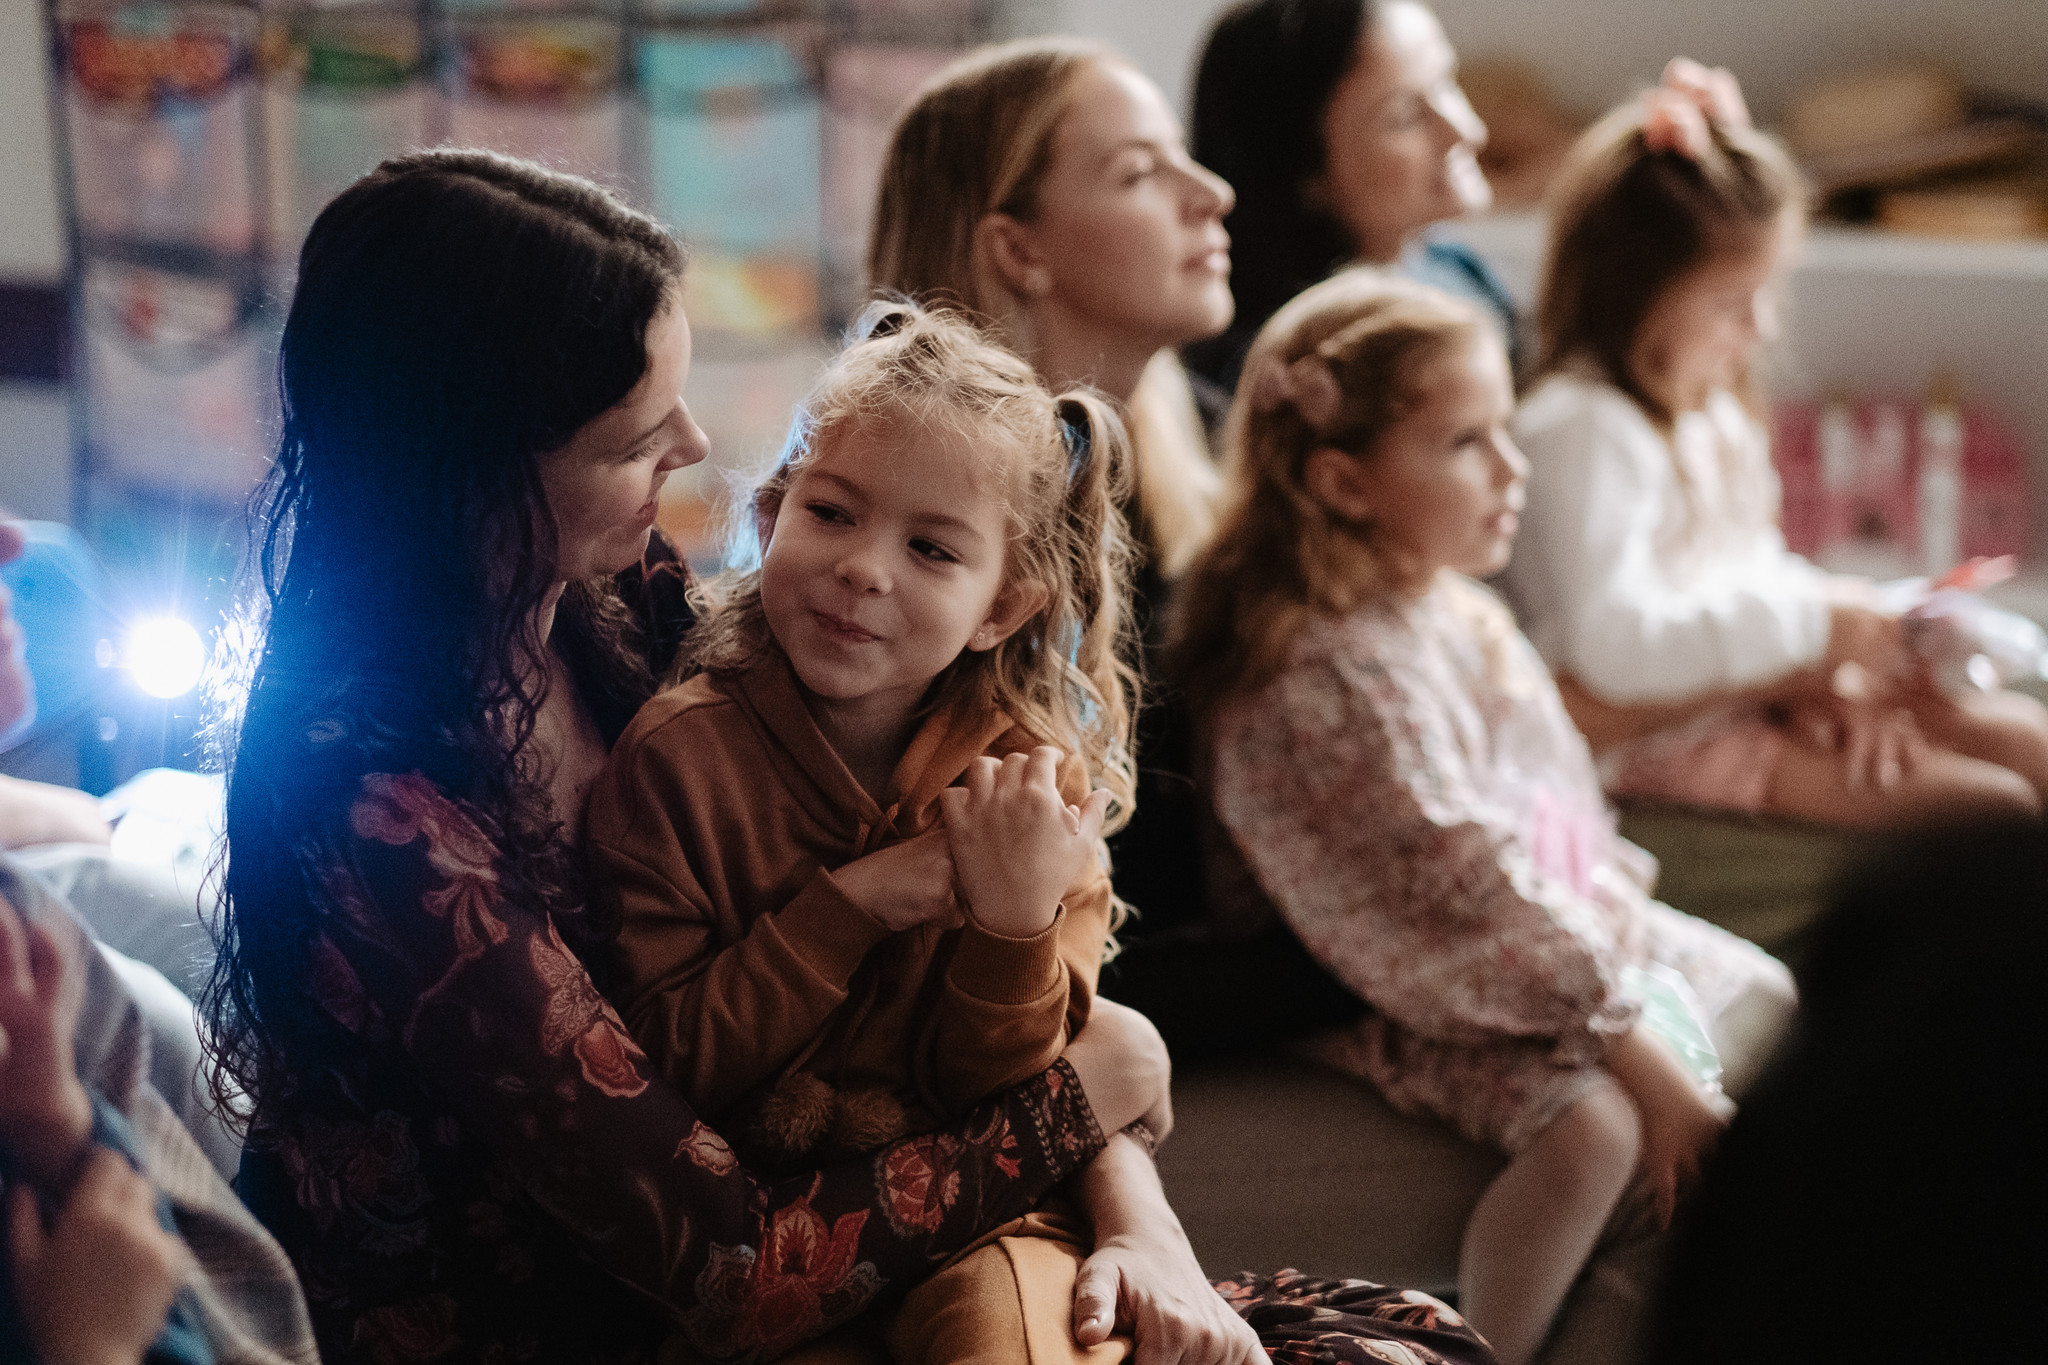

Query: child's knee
[1546,1075,1641,1183]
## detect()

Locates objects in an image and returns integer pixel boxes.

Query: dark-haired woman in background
[1186,0,1513,392]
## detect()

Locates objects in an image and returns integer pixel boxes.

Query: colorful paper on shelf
[60,2,261,253]
[822,44,957,320]
[444,14,624,182]
[261,7,429,260]
[79,259,273,502]
[640,32,821,347]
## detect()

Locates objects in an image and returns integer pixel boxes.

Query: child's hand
[1824,602,1911,690]
[1787,694,1926,790]
[940,747,1111,940]
[9,1149,190,1365]
[0,893,93,1188]
[833,828,962,933]
[1604,1024,1728,1229]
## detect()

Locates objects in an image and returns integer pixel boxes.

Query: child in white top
[1175,268,1793,1365]
[1504,60,2048,828]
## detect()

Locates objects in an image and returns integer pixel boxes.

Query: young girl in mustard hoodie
[589,301,1136,1365]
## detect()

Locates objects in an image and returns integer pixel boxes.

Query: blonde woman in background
[869,38,1229,592]
[870,41,1371,1056]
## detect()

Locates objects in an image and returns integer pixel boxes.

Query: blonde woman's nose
[1181,155,1235,218]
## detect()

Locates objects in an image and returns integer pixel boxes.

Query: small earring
[971,629,990,649]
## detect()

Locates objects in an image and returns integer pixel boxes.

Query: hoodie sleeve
[925,753,1112,1114]
[590,703,893,1120]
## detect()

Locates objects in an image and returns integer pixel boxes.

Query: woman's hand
[1604,1024,1728,1229]
[941,748,1110,940]
[1071,1132,1264,1365]
[0,892,93,1188]
[1061,998,1171,1141]
[833,827,961,933]
[9,1148,189,1365]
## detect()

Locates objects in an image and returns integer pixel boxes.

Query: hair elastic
[1251,353,1343,433]
[1059,401,1093,486]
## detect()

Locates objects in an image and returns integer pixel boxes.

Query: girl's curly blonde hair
[691,299,1140,833]
[1172,269,1486,730]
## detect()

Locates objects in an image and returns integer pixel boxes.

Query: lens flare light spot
[126,617,205,699]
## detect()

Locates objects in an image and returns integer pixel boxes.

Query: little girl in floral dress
[1173,269,1794,1365]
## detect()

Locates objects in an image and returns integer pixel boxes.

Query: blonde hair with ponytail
[690,300,1140,833]
[1172,270,1485,730]
[869,36,1221,581]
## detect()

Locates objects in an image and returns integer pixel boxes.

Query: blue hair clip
[1060,405,1092,486]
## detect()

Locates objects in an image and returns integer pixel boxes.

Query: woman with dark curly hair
[203,149,1499,1365]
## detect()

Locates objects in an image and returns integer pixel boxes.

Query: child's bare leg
[1460,1075,1641,1365]
[1761,733,2039,831]
[1908,687,2048,805]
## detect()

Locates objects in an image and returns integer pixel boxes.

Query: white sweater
[1503,372,1833,704]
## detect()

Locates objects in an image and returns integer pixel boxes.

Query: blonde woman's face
[1318,1,1490,265]
[1019,61,1236,352]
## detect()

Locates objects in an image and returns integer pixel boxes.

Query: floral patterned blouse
[238,770,1105,1365]
[1209,575,1778,1154]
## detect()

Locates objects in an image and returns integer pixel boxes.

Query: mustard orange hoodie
[587,648,1112,1164]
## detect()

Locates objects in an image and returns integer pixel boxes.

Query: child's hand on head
[833,827,962,933]
[941,747,1110,940]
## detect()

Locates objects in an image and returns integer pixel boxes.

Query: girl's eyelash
[910,538,957,564]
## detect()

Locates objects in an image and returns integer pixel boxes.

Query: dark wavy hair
[202,150,686,1126]
[1185,0,1376,391]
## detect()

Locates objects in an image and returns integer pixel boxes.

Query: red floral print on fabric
[281,1110,432,1249]
[352,773,508,965]
[309,932,369,1032]
[876,1132,964,1236]
[352,1293,461,1365]
[678,1121,738,1176]
[1379,1291,1465,1332]
[527,927,650,1100]
[682,1179,883,1362]
[965,1108,1023,1179]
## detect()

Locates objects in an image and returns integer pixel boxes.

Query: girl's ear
[1304,446,1375,523]
[969,579,1051,652]
[974,213,1054,300]
[754,500,781,556]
